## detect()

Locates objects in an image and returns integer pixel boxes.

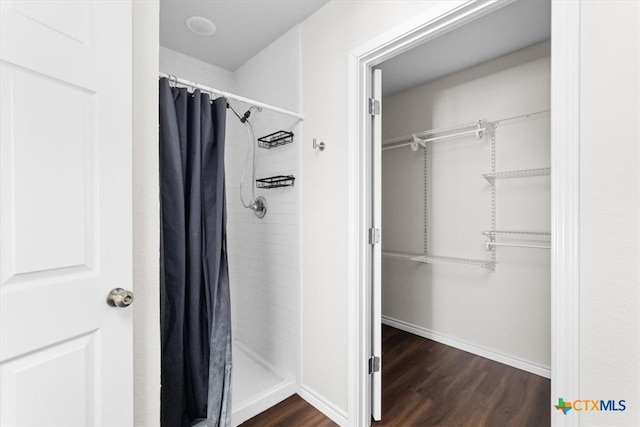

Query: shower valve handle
[107,288,135,308]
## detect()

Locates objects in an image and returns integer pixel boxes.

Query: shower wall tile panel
[226,26,301,379]
[159,28,301,381]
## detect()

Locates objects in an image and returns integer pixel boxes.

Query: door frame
[346,0,581,425]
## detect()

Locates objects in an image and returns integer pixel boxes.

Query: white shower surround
[159,26,301,425]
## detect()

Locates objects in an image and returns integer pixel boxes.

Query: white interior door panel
[0,1,133,425]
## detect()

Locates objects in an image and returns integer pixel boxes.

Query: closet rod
[382,127,485,151]
[383,110,551,152]
[484,242,551,249]
[159,72,304,121]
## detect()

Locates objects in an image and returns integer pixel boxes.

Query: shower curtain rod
[159,72,304,121]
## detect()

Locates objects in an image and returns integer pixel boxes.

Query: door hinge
[369,98,380,115]
[368,227,380,245]
[368,356,381,374]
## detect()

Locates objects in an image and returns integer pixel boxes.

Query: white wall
[300,0,640,421]
[300,0,451,416]
[580,1,640,425]
[146,1,640,424]
[132,1,160,425]
[159,28,301,383]
[381,42,550,371]
[159,46,235,91]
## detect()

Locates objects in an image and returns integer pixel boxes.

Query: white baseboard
[299,385,348,427]
[230,380,297,427]
[382,315,551,379]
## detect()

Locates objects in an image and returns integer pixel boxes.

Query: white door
[0,1,133,425]
[371,68,382,421]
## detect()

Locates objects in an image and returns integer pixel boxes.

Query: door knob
[107,288,134,308]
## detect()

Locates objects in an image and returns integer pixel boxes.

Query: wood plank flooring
[241,394,337,427]
[242,325,550,426]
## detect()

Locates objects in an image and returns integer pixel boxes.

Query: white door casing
[370,68,382,422]
[348,1,581,426]
[0,1,133,425]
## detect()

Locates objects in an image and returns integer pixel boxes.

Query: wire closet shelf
[482,230,551,250]
[382,120,486,151]
[381,109,551,269]
[483,167,550,183]
[381,110,549,151]
[382,251,495,270]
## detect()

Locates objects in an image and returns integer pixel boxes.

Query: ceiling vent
[185,16,216,36]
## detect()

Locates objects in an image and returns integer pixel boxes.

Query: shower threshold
[191,342,296,427]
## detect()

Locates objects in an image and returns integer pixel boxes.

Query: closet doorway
[348,0,581,425]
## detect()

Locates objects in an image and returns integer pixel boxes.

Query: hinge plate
[368,227,380,245]
[368,356,380,374]
[369,98,380,115]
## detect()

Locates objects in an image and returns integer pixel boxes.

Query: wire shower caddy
[258,130,294,149]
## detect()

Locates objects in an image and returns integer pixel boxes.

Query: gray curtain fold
[159,77,232,427]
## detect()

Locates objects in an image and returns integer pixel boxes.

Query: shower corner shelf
[256,175,295,189]
[258,130,294,149]
[382,251,495,270]
[482,167,550,183]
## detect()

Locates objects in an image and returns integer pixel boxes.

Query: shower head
[227,102,262,124]
[240,106,262,123]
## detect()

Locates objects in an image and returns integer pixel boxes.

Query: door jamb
[346,1,581,425]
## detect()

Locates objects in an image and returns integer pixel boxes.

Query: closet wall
[381,41,551,372]
[159,26,301,380]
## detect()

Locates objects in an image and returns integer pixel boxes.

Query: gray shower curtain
[159,77,232,427]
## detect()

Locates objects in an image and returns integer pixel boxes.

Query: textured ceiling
[380,0,551,96]
[160,0,329,71]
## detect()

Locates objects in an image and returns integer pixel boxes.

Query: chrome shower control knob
[107,288,134,308]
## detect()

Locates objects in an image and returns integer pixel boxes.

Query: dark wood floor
[241,394,338,427]
[243,325,550,426]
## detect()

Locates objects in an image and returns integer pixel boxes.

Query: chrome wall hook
[313,138,326,151]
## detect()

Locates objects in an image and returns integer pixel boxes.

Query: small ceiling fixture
[185,16,216,36]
